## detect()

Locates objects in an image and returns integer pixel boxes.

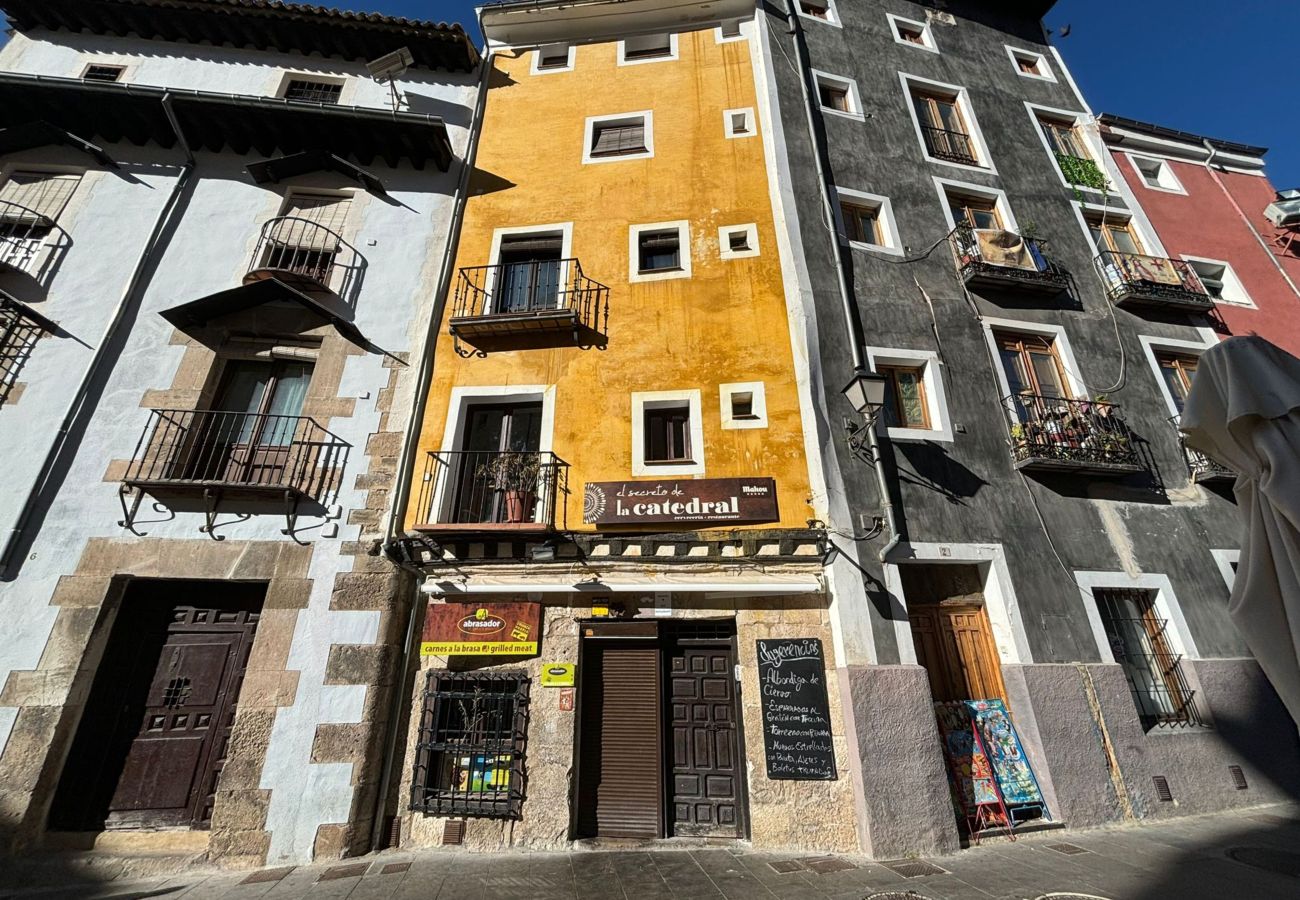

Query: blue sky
[3,1,1296,186]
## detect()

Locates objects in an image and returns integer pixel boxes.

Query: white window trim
[1138,333,1215,417]
[723,107,756,139]
[901,73,997,175]
[1024,102,1109,196]
[1181,254,1256,308]
[1125,152,1187,195]
[812,69,865,122]
[629,220,691,282]
[865,347,953,443]
[485,222,575,315]
[582,110,654,164]
[718,223,759,260]
[275,71,350,104]
[837,187,903,257]
[531,43,576,75]
[884,542,1034,667]
[1005,45,1055,82]
[720,382,767,430]
[617,32,679,66]
[715,19,749,43]
[933,176,1020,233]
[433,384,558,524]
[632,389,705,476]
[1074,571,1200,664]
[888,13,938,53]
[980,315,1089,401]
[796,0,842,29]
[1211,549,1239,592]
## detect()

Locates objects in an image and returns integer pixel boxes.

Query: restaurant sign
[420,602,540,656]
[583,477,779,526]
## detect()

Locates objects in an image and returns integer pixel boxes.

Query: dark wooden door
[910,604,1007,704]
[668,643,741,837]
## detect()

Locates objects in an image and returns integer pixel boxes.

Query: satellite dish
[366,47,414,83]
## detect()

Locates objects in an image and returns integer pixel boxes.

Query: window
[1183,256,1253,305]
[889,15,935,51]
[644,404,693,463]
[911,87,978,165]
[948,192,1002,231]
[720,382,767,429]
[619,33,676,63]
[724,108,755,138]
[880,365,930,430]
[584,112,653,162]
[718,224,759,260]
[533,43,574,73]
[257,193,351,288]
[1155,352,1198,414]
[1007,47,1054,80]
[0,171,81,273]
[629,221,689,281]
[1129,155,1185,194]
[410,671,530,819]
[838,190,901,255]
[82,63,125,83]
[1092,588,1199,729]
[866,349,952,441]
[798,0,839,25]
[632,390,704,474]
[717,19,744,41]
[843,201,881,245]
[282,78,344,104]
[820,82,848,111]
[1039,119,1089,161]
[493,232,564,313]
[996,331,1069,401]
[813,71,862,120]
[1086,213,1144,256]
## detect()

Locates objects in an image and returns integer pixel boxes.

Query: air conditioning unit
[1265,189,1300,227]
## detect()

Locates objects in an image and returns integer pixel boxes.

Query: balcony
[1004,394,1142,476]
[920,125,977,166]
[1169,416,1235,485]
[0,198,69,284]
[449,259,609,357]
[1094,251,1214,313]
[950,224,1070,296]
[1,289,56,407]
[243,215,364,305]
[414,450,569,533]
[119,408,349,537]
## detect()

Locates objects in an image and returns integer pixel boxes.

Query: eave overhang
[480,0,755,46]
[0,121,118,168]
[246,150,387,196]
[0,0,479,72]
[0,73,453,171]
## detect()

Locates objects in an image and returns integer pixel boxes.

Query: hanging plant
[1056,153,1108,203]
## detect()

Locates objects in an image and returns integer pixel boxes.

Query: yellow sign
[591,603,610,618]
[541,663,575,687]
[420,641,538,656]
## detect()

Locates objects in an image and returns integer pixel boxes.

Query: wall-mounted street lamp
[842,368,889,423]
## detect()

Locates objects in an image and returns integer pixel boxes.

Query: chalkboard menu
[755,638,837,781]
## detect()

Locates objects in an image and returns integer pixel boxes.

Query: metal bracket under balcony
[950,225,1071,296]
[1005,394,1142,476]
[449,259,609,357]
[118,409,349,540]
[1095,251,1214,313]
[413,450,569,534]
[1169,416,1235,485]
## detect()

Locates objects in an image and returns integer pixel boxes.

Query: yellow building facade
[394,0,861,853]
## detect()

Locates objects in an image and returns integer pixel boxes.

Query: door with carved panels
[910,603,1008,704]
[668,641,741,837]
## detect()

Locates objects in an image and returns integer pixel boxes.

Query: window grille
[0,172,80,230]
[283,79,344,104]
[0,294,47,407]
[1093,588,1203,729]
[410,671,530,820]
[591,121,647,157]
[83,64,125,83]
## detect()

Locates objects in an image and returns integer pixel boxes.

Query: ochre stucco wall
[406,26,813,532]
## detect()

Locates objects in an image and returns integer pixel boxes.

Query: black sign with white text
[755,638,837,781]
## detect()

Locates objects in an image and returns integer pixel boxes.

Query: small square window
[819,82,849,112]
[730,392,755,418]
[724,108,755,139]
[842,202,881,245]
[588,115,650,159]
[1184,257,1253,306]
[838,191,900,255]
[283,78,344,104]
[719,224,758,260]
[815,71,861,119]
[638,230,681,273]
[867,350,951,441]
[720,382,767,430]
[1008,47,1054,81]
[800,0,832,19]
[535,43,573,71]
[644,404,693,463]
[728,232,750,252]
[732,112,749,134]
[633,391,704,473]
[82,64,125,83]
[880,365,930,429]
[1130,155,1185,193]
[719,19,744,40]
[621,33,675,63]
[889,15,935,51]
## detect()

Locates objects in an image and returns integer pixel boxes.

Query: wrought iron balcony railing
[1169,415,1234,485]
[414,450,568,531]
[1,291,53,407]
[0,199,69,283]
[243,215,364,304]
[1004,393,1141,475]
[920,125,977,165]
[449,259,609,356]
[950,224,1070,295]
[1094,251,1213,313]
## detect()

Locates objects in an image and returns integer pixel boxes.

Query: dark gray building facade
[755,0,1300,856]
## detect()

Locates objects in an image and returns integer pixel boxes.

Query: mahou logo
[458,607,506,636]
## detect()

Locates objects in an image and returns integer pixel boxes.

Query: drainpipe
[0,94,196,577]
[369,42,493,853]
[778,1,900,561]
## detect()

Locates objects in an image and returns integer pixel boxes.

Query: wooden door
[910,604,1007,704]
[668,643,741,837]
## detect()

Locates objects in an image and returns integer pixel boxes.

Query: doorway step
[3,832,216,893]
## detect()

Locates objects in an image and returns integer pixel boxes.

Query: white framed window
[902,73,995,173]
[716,18,747,42]
[81,62,126,83]
[629,220,691,282]
[277,73,347,104]
[724,107,756,139]
[720,382,767,430]
[1211,549,1239,592]
[1023,103,1105,195]
[797,0,841,27]
[933,177,1020,234]
[632,390,705,475]
[718,224,759,260]
[532,42,575,74]
[837,188,902,256]
[1138,334,1215,417]
[812,70,864,121]
[583,111,653,163]
[1127,153,1186,194]
[980,315,1088,401]
[618,32,677,65]
[483,222,574,315]
[1006,46,1054,81]
[865,348,952,443]
[1182,256,1255,307]
[889,14,937,52]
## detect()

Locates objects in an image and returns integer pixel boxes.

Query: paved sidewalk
[4,804,1299,900]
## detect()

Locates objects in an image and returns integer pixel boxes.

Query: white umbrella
[1181,335,1300,726]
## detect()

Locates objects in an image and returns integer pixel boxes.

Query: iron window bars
[245,215,365,305]
[283,79,344,104]
[411,671,530,820]
[949,224,1071,294]
[1004,393,1141,474]
[1093,250,1214,312]
[414,450,569,531]
[0,198,69,282]
[0,292,52,407]
[1168,415,1235,484]
[1094,588,1204,729]
[920,125,977,165]
[82,64,125,82]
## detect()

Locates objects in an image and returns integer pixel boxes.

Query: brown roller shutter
[576,639,662,839]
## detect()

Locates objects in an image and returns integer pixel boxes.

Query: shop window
[585,113,653,162]
[82,63,125,82]
[889,14,936,51]
[1092,588,1200,729]
[619,33,676,63]
[281,77,344,104]
[410,671,530,820]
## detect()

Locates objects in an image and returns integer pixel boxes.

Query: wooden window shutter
[0,172,81,223]
[592,121,646,156]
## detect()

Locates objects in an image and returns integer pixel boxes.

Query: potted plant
[475,453,542,523]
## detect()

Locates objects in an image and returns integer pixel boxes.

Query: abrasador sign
[420,602,540,656]
[583,477,779,526]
